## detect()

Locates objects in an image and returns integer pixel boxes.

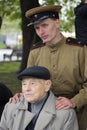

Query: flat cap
[17,66,50,80]
[25,5,62,26]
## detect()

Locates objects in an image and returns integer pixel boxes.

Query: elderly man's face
[22,78,51,103]
[34,18,60,45]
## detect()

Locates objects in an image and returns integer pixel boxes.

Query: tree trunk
[19,0,40,72]
[0,16,2,29]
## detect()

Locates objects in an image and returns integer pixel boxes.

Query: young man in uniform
[0,66,78,130]
[10,5,87,130]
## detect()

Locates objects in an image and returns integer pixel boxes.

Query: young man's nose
[39,27,45,35]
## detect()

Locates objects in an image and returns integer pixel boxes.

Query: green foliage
[0,72,21,94]
[8,0,21,20]
[0,61,21,94]
[0,61,20,73]
[42,0,56,5]
[0,0,21,29]
[0,42,6,48]
[60,6,75,32]
[0,0,21,18]
[41,0,80,32]
[0,0,80,32]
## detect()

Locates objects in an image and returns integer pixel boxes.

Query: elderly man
[0,66,78,130]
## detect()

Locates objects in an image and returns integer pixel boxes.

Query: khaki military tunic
[27,36,87,130]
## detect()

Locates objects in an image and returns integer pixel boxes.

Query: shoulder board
[30,40,45,50]
[66,37,84,47]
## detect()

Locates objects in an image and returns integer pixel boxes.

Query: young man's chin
[42,39,50,44]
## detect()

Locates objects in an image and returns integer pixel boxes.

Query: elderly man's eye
[22,83,26,85]
[31,82,35,85]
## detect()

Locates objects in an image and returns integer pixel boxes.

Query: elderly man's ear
[45,80,52,92]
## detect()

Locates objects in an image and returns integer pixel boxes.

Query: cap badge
[53,14,55,17]
[34,14,38,18]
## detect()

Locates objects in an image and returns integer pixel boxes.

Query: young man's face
[22,78,51,103]
[34,18,60,45]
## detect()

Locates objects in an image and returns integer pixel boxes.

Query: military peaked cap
[25,5,62,26]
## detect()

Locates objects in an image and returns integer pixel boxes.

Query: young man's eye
[34,26,39,30]
[42,23,48,27]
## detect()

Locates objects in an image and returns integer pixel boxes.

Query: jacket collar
[46,34,66,52]
[35,91,56,130]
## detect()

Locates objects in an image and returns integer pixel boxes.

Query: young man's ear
[55,19,60,28]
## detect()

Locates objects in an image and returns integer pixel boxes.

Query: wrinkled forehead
[22,77,45,83]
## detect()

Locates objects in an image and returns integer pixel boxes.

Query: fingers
[9,97,18,103]
[9,93,22,103]
[56,96,75,109]
[56,102,72,109]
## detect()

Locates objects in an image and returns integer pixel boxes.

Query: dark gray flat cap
[17,66,50,80]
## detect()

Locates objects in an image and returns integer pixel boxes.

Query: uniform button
[67,38,70,42]
[14,114,16,117]
[78,41,81,44]
[53,65,55,67]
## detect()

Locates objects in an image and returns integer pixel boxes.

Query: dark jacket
[0,83,13,119]
[74,2,87,44]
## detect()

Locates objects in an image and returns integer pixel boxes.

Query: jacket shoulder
[66,37,84,47]
[30,41,45,50]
